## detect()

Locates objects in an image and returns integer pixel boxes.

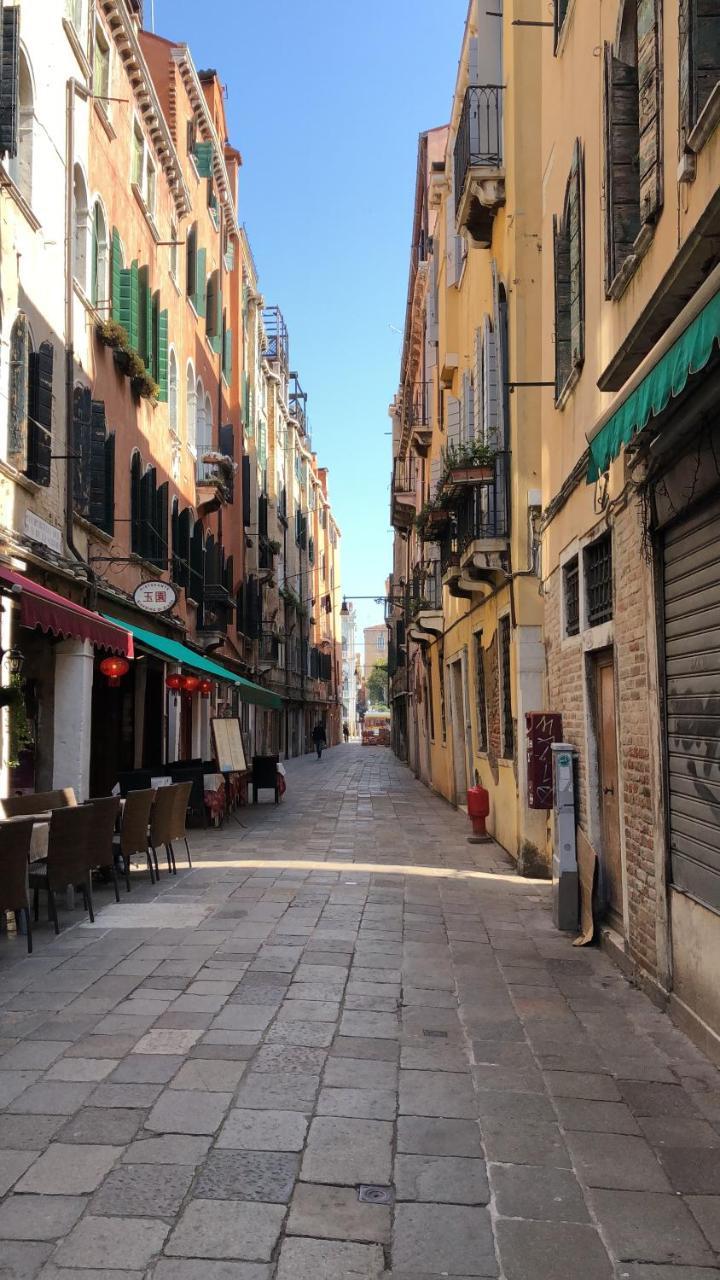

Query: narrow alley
[1,746,719,1279]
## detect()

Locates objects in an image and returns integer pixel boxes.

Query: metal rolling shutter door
[663,493,720,910]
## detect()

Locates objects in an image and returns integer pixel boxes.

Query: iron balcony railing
[404,381,432,431]
[393,456,417,494]
[263,306,289,367]
[455,451,510,554]
[454,85,504,215]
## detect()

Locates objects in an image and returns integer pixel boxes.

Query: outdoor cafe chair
[29,805,96,934]
[0,817,35,953]
[149,784,179,876]
[1,788,76,818]
[85,795,122,903]
[114,788,156,892]
[169,780,193,870]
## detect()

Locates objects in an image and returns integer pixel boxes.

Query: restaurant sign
[133,581,177,614]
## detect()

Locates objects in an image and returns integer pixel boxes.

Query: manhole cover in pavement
[422,1029,448,1038]
[358,1185,393,1205]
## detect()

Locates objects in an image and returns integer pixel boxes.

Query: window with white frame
[131,120,156,217]
[65,0,86,38]
[132,121,143,186]
[145,151,156,218]
[73,165,89,291]
[186,363,197,453]
[376,633,385,652]
[93,20,110,103]
[8,50,34,206]
[91,200,109,308]
[168,349,178,436]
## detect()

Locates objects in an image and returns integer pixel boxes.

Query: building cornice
[98,1,192,219]
[171,46,238,236]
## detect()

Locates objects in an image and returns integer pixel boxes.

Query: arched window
[202,392,213,456]
[168,348,178,435]
[73,166,89,291]
[6,313,29,469]
[91,199,109,308]
[186,363,197,453]
[8,50,34,205]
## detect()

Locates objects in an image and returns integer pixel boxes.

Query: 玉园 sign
[133,581,177,614]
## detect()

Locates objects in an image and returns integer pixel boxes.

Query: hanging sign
[133,581,177,614]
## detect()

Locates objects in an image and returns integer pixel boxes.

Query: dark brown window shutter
[8,313,29,472]
[72,386,92,516]
[0,6,20,158]
[154,480,169,569]
[553,219,572,399]
[130,453,142,554]
[89,400,108,529]
[568,140,584,367]
[637,0,662,223]
[604,43,641,290]
[103,433,115,536]
[27,341,53,486]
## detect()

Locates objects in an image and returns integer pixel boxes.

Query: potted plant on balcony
[268,539,282,556]
[443,440,495,487]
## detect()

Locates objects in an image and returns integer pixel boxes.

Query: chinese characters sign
[526,712,563,809]
[133,581,178,614]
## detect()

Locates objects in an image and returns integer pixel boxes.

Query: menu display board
[211,719,247,773]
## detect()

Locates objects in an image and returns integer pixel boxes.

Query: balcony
[455,454,510,590]
[391,456,417,530]
[408,559,443,637]
[197,583,234,640]
[263,306,289,369]
[404,381,433,451]
[196,453,235,514]
[258,632,280,668]
[454,86,505,245]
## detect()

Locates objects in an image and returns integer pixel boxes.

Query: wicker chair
[169,780,193,870]
[1,788,76,818]
[149,785,178,876]
[114,788,156,892]
[29,805,96,934]
[0,818,35,953]
[85,796,122,903]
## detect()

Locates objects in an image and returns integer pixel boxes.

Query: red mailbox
[526,712,563,809]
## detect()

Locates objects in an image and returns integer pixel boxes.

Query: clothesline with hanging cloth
[0,566,133,656]
[587,268,720,483]
[103,614,283,711]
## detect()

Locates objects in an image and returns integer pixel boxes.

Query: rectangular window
[376,633,385,651]
[585,533,613,626]
[474,632,488,752]
[132,122,144,187]
[500,615,514,759]
[564,556,580,636]
[169,220,178,282]
[145,154,156,217]
[93,22,110,101]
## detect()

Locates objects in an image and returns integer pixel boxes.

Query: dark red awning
[0,567,133,657]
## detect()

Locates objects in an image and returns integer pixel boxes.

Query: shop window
[500,615,514,759]
[585,533,613,626]
[553,140,584,401]
[564,556,580,636]
[91,200,109,308]
[72,388,114,534]
[474,631,488,752]
[604,0,662,293]
[679,0,720,147]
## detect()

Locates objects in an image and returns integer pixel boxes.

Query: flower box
[447,465,494,485]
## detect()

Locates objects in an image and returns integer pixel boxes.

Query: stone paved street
[1,745,720,1278]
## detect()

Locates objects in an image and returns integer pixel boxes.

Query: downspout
[65,78,93,594]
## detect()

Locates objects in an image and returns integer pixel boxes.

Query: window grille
[564,556,580,636]
[585,533,613,626]
[500,616,513,759]
[474,632,488,753]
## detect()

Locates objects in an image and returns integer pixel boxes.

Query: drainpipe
[65,77,93,594]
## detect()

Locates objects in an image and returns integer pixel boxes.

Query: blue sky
[153,0,467,639]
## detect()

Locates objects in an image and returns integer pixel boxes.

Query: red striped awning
[0,567,133,657]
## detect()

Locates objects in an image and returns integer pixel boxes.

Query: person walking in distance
[312,722,327,760]
[343,721,350,744]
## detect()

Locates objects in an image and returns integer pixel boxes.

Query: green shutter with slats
[119,260,139,352]
[158,309,168,403]
[138,266,152,367]
[223,327,233,384]
[111,228,123,323]
[194,247,207,317]
[210,279,223,354]
[193,141,213,177]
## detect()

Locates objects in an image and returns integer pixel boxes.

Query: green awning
[588,286,720,482]
[103,615,283,711]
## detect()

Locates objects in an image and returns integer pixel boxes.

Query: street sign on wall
[133,581,177,614]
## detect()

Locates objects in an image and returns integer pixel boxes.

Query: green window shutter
[223,327,233,384]
[158,309,169,402]
[119,261,140,351]
[195,247,207,317]
[138,266,152,367]
[568,140,584,369]
[111,228,123,323]
[193,141,213,177]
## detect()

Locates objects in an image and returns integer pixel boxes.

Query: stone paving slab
[0,746,719,1278]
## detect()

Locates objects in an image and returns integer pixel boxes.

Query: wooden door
[595,651,623,922]
[450,660,468,805]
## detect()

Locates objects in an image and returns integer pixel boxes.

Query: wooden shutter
[638,0,662,224]
[213,279,223,352]
[223,326,233,384]
[189,520,205,603]
[195,247,207,317]
[446,394,462,451]
[138,266,152,367]
[693,0,720,119]
[430,456,442,500]
[568,139,584,368]
[111,228,123,323]
[473,326,484,440]
[157,308,168,402]
[119,261,139,351]
[89,400,108,529]
[604,43,641,288]
[103,432,115,536]
[446,175,460,288]
[130,453,142,553]
[72,385,92,515]
[242,454,251,526]
[193,141,213,177]
[0,6,20,158]
[176,506,191,589]
[462,370,474,441]
[554,214,572,397]
[482,316,499,448]
[186,224,196,298]
[28,341,53,486]
[219,423,234,502]
[155,480,169,569]
[680,0,693,142]
[7,313,29,471]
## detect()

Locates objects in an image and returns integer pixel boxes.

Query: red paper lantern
[99,656,129,687]
[165,673,183,693]
[198,678,213,698]
[180,674,201,695]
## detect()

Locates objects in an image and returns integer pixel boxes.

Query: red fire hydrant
[467,785,491,844]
